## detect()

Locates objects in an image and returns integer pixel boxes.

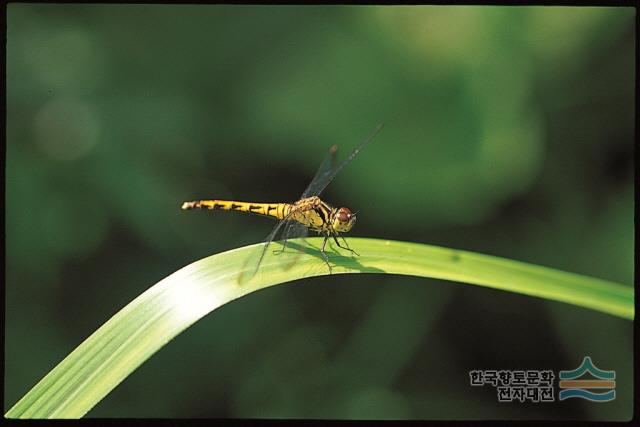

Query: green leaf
[6,237,633,418]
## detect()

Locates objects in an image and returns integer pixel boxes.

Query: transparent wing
[280,219,309,242]
[240,123,383,283]
[300,123,383,199]
[240,217,289,283]
[300,145,338,199]
[239,209,309,283]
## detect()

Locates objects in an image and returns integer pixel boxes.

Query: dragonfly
[181,124,383,279]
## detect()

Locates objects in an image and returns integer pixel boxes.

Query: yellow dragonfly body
[182,124,382,275]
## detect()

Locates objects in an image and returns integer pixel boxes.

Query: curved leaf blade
[6,237,633,418]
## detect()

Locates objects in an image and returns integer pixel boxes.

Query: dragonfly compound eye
[333,207,356,233]
[337,207,351,223]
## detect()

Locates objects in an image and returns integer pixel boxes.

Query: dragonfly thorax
[331,207,356,233]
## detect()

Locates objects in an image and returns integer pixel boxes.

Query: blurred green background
[5,5,634,419]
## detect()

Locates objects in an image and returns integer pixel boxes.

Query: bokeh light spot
[33,97,100,161]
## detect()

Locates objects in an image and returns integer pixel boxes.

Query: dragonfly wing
[240,209,308,282]
[240,217,288,282]
[240,124,382,283]
[281,219,309,241]
[301,124,383,199]
[300,144,338,199]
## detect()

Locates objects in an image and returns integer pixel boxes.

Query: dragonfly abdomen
[181,199,289,220]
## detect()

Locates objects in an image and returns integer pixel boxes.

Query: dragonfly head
[332,207,356,232]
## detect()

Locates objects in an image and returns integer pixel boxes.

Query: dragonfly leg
[272,220,295,254]
[272,237,289,254]
[321,235,332,274]
[332,234,359,256]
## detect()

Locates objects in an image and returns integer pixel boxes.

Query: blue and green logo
[558,356,615,402]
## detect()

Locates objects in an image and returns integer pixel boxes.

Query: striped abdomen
[181,199,290,220]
